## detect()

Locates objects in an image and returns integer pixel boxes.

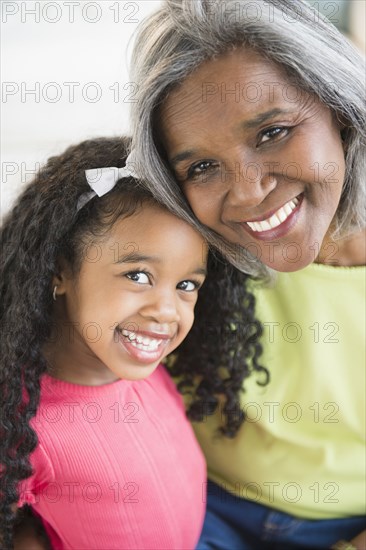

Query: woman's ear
[335,113,350,153]
[340,126,350,145]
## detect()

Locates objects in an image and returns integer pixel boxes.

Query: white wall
[1,1,364,219]
[1,0,162,219]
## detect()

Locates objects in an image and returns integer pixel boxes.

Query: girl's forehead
[108,203,206,246]
[78,204,208,274]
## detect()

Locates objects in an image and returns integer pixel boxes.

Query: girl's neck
[42,334,119,387]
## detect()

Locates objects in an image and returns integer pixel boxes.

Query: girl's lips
[118,332,170,365]
[124,329,171,340]
[240,194,304,241]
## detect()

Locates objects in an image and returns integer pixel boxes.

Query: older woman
[130,0,365,549]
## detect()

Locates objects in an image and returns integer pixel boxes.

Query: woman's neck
[316,228,366,267]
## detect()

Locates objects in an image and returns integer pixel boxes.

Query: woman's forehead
[163,48,293,109]
[159,48,308,133]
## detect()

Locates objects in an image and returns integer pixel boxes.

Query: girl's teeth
[120,329,162,352]
[122,329,137,341]
[247,197,299,232]
[129,339,161,352]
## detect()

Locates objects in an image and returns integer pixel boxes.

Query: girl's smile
[48,203,208,385]
[118,327,171,364]
[160,48,347,271]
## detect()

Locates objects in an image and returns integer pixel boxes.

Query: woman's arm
[332,530,366,550]
[351,530,366,550]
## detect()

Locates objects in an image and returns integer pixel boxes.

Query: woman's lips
[240,194,303,241]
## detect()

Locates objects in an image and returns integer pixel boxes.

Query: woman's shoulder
[253,261,365,295]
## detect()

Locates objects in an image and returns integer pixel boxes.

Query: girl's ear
[52,257,72,297]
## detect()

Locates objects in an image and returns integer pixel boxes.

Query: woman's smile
[239,194,303,240]
[160,48,346,271]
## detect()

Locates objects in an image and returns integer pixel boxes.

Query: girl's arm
[13,508,49,550]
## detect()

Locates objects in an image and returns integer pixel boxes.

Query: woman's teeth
[246,197,299,232]
[121,329,162,352]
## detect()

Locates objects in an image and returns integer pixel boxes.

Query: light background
[1,0,162,218]
[1,0,365,219]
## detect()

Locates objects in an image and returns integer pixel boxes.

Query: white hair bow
[77,151,138,211]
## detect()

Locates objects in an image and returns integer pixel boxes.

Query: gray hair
[130,0,365,277]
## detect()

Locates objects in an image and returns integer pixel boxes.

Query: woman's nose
[224,160,277,209]
[140,289,180,324]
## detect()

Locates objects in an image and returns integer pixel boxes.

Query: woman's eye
[187,160,218,179]
[177,280,199,292]
[126,271,150,285]
[259,126,290,145]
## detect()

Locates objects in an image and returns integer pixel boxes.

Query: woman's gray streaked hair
[130,0,365,278]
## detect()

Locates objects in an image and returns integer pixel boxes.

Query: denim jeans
[196,480,366,550]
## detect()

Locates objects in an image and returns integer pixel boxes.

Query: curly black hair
[169,250,267,438]
[0,136,266,547]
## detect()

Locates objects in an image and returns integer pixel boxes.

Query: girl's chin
[107,361,160,382]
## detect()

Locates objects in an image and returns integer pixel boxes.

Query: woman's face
[160,48,346,272]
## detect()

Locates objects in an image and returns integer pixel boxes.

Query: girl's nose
[140,289,180,325]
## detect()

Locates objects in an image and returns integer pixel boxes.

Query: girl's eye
[258,126,290,145]
[126,271,150,285]
[177,280,200,292]
[187,160,219,180]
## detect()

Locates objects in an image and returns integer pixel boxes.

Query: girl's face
[51,203,207,385]
[160,48,346,272]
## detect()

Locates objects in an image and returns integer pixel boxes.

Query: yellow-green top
[193,262,366,519]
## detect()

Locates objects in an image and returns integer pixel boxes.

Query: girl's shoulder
[32,365,185,429]
[145,363,186,412]
[17,441,55,508]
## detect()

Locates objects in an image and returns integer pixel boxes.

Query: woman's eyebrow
[170,149,198,167]
[241,108,295,129]
[170,108,295,167]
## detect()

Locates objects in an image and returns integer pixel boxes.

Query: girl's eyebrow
[114,251,207,277]
[194,267,208,277]
[114,252,161,264]
[170,108,295,167]
[114,252,207,276]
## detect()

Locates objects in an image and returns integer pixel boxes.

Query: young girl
[0,137,264,549]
